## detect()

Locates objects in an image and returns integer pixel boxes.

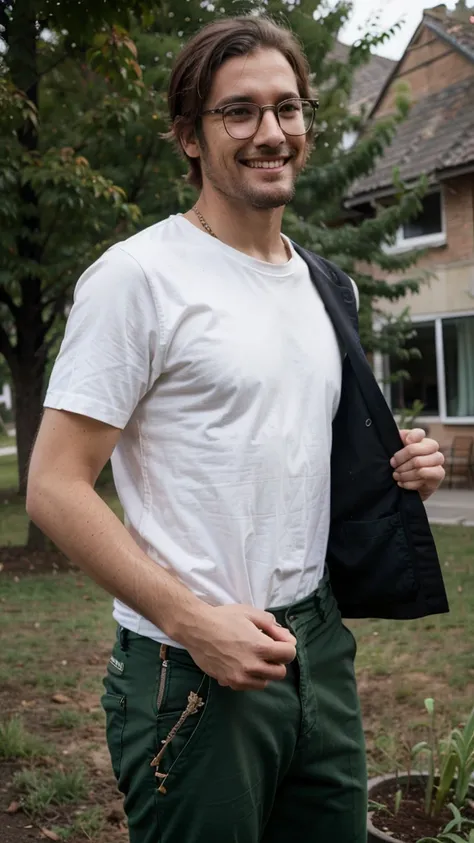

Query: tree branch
[0,321,15,370]
[128,136,156,203]
[38,51,71,78]
[41,292,67,337]
[0,287,19,318]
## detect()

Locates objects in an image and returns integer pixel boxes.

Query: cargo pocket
[101,692,126,781]
[327,512,418,606]
[152,657,212,795]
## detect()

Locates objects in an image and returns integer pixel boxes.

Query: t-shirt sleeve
[44,246,163,429]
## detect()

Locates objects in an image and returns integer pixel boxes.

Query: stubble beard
[200,148,299,210]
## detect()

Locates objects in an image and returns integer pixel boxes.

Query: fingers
[223,662,287,691]
[249,609,297,645]
[393,451,445,481]
[391,436,441,469]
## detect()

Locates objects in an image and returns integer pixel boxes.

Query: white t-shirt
[45,215,348,647]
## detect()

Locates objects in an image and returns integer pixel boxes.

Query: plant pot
[367,773,474,843]
[367,773,412,843]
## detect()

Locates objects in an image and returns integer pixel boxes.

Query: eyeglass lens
[223,99,314,139]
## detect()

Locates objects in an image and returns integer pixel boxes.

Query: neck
[184,189,289,264]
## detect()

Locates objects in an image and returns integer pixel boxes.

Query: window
[383,314,474,421]
[443,317,474,417]
[402,192,443,240]
[388,322,439,415]
[385,191,446,253]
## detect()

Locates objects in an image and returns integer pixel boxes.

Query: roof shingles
[348,10,474,200]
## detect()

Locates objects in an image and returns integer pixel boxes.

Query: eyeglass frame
[200,97,320,139]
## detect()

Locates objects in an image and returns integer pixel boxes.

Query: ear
[180,124,201,161]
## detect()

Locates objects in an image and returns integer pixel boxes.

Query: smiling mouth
[240,157,291,170]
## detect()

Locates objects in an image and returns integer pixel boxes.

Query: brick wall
[377,25,474,116]
[414,175,474,268]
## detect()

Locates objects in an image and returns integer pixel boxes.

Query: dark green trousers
[102,574,367,842]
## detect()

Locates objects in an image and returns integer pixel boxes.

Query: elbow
[26,466,53,526]
[25,477,45,525]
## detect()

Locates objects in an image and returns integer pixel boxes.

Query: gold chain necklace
[192,203,291,261]
[192,205,217,238]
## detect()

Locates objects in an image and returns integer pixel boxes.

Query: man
[27,14,446,843]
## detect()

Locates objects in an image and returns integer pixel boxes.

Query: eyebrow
[213,91,300,108]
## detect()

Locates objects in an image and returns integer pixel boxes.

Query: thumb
[400,427,426,446]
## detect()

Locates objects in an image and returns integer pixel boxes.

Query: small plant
[412,699,474,817]
[0,716,47,759]
[51,710,82,730]
[14,767,89,817]
[396,399,425,430]
[52,807,105,840]
[417,802,474,842]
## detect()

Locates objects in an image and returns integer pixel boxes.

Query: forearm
[26,479,209,645]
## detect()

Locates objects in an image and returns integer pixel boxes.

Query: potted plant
[368,699,474,843]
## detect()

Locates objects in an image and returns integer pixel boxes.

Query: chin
[246,187,296,210]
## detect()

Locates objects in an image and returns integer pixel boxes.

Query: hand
[390,428,445,501]
[182,604,297,692]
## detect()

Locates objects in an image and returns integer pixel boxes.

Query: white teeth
[245,159,286,169]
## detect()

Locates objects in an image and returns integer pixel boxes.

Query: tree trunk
[13,355,47,550]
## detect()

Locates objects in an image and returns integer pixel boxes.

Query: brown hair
[166,15,312,189]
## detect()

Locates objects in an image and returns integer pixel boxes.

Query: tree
[0,1,149,547]
[1,0,426,549]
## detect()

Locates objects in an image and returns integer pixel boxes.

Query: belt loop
[119,626,129,651]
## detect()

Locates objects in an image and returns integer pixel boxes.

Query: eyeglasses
[201,97,319,140]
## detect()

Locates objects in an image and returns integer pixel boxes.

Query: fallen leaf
[41,829,61,841]
[6,801,20,814]
[51,693,71,705]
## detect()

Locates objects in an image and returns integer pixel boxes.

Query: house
[345,2,474,449]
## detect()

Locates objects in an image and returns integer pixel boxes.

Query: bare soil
[369,779,474,843]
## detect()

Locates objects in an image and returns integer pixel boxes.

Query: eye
[224,104,255,119]
[279,101,301,114]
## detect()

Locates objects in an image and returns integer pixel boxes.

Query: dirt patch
[369,778,474,843]
[0,547,76,576]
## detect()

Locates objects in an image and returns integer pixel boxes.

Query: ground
[1,451,474,841]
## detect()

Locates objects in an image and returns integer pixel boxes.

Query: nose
[253,108,286,147]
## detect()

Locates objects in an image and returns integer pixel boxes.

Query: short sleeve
[44,246,163,429]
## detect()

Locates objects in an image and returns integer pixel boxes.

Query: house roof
[347,76,474,201]
[424,10,474,63]
[331,42,396,113]
[346,7,474,202]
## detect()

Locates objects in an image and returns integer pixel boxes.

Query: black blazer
[293,243,449,621]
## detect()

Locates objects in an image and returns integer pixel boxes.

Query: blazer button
[365,418,372,427]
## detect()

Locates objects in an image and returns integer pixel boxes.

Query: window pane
[443,316,474,417]
[389,322,439,414]
[403,193,442,239]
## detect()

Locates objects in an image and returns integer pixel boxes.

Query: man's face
[186,48,310,210]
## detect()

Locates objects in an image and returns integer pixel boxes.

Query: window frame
[383,189,447,255]
[377,310,474,425]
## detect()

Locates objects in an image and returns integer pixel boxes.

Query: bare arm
[27,409,296,689]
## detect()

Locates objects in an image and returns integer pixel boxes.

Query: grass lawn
[0,432,16,449]
[1,451,473,841]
